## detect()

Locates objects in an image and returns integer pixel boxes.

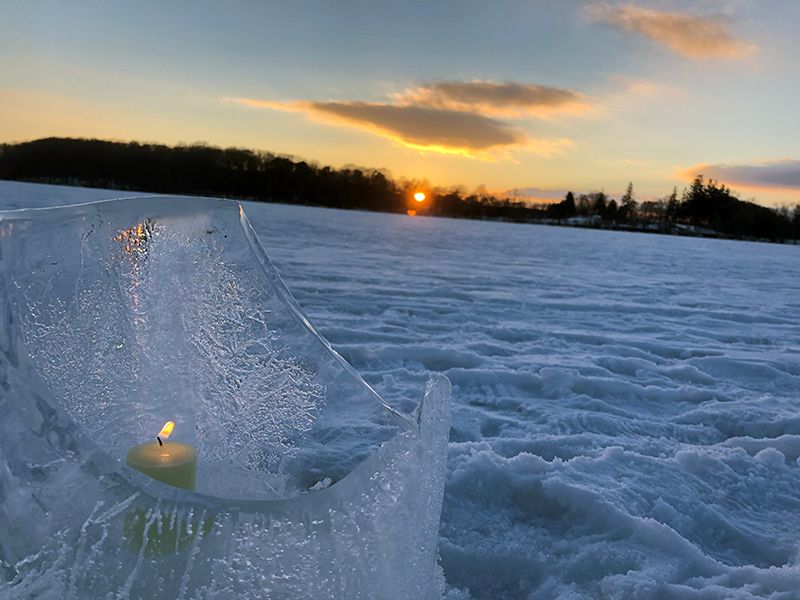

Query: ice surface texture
[0,196,450,599]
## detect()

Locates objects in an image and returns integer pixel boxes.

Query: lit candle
[125,421,197,490]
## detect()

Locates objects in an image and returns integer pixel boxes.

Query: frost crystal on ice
[0,196,450,599]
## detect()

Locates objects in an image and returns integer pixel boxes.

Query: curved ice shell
[0,196,450,599]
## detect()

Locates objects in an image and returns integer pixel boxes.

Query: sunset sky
[2,1,799,206]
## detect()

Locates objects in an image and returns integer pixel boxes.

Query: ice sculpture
[0,196,450,599]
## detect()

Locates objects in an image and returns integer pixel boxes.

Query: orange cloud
[393,81,591,118]
[225,97,571,159]
[586,4,756,60]
[678,160,800,195]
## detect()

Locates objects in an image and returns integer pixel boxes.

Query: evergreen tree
[604,198,618,221]
[620,182,634,206]
[577,194,592,215]
[592,192,607,215]
[563,191,576,217]
[618,181,637,221]
[666,187,679,222]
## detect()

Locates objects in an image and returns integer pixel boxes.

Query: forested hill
[1,137,798,242]
[0,137,408,213]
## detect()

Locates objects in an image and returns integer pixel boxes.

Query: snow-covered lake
[2,181,800,599]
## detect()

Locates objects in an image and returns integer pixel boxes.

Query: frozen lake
[2,181,800,599]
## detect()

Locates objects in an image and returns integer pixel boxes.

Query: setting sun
[413,192,426,202]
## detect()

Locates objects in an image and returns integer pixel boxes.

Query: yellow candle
[125,421,197,490]
[123,421,208,556]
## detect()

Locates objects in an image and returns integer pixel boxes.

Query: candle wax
[125,441,197,491]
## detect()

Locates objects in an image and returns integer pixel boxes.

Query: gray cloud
[586,4,756,60]
[226,97,571,157]
[396,81,589,117]
[305,101,524,151]
[681,160,800,191]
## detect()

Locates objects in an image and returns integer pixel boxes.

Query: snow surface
[2,182,800,599]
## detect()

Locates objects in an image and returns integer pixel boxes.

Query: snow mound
[0,196,450,599]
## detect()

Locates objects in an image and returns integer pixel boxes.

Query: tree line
[544,179,800,240]
[1,137,798,242]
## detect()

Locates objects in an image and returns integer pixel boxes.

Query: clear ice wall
[0,196,450,599]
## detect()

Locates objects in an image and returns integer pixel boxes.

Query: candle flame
[158,421,175,441]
